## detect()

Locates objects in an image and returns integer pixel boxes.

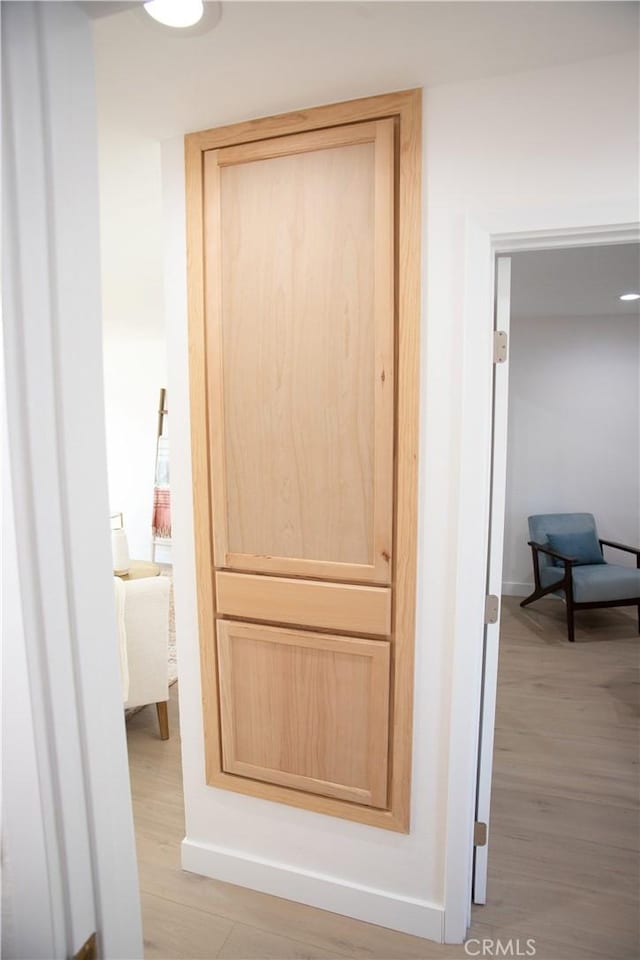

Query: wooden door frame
[185,89,421,832]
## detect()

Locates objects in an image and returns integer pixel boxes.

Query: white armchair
[114,575,171,739]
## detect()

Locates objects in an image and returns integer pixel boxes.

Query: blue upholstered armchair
[522,513,640,642]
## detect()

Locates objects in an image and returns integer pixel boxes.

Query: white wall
[503,312,640,594]
[158,49,639,942]
[98,132,167,560]
[102,333,166,559]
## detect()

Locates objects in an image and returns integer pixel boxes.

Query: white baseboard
[181,837,444,942]
[502,581,563,600]
[502,581,533,597]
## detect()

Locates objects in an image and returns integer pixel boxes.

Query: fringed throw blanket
[152,434,171,539]
[152,487,171,539]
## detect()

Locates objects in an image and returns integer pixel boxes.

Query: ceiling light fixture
[144,0,204,28]
[619,292,640,301]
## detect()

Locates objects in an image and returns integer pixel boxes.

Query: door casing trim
[445,216,640,940]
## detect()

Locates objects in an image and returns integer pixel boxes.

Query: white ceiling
[510,243,640,320]
[92,1,639,141]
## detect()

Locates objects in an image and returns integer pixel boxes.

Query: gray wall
[503,313,640,593]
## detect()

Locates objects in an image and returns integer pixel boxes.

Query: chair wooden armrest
[599,538,640,559]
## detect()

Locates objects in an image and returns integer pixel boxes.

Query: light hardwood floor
[126,596,639,960]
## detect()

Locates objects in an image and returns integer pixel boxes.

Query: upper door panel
[204,120,395,583]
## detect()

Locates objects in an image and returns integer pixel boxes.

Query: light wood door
[204,120,395,583]
[217,621,390,807]
[187,90,421,831]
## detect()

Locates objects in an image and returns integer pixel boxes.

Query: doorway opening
[472,241,640,956]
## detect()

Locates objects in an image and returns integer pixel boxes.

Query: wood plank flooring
[126,596,639,959]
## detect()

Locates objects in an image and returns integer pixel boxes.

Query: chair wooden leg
[566,602,575,643]
[520,587,547,608]
[156,701,169,740]
[637,603,640,635]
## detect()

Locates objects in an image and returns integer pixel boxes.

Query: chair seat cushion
[541,563,640,603]
[547,530,604,566]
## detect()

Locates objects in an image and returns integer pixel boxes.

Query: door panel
[204,120,395,583]
[474,256,512,903]
[216,572,392,636]
[217,620,390,807]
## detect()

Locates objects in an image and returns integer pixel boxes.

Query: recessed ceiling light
[619,292,640,301]
[144,0,204,28]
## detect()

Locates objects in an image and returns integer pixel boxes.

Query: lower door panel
[217,620,390,807]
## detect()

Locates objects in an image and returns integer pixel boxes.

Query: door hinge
[493,330,508,364]
[474,821,488,847]
[73,932,97,960]
[484,594,499,624]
